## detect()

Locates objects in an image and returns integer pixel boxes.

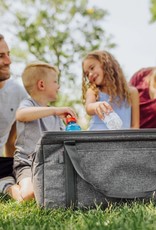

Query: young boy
[7,61,77,202]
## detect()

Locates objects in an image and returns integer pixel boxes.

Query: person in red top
[130,67,156,128]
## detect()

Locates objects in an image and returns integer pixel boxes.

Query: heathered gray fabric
[15,98,65,157]
[0,78,27,155]
[32,129,156,209]
[14,98,65,182]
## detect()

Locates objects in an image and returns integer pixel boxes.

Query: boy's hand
[54,107,77,120]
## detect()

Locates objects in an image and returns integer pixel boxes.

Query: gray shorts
[13,151,32,184]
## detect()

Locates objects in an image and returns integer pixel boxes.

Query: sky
[90,0,156,80]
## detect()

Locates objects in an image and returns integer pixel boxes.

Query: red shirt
[130,67,156,128]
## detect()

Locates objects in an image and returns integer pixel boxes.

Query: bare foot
[6,184,23,202]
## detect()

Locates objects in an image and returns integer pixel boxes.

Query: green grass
[1,195,156,230]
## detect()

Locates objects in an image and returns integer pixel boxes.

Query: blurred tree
[150,0,156,22]
[0,0,116,128]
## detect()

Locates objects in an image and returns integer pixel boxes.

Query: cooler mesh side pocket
[43,144,66,208]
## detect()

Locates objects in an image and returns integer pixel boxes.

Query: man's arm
[5,122,16,157]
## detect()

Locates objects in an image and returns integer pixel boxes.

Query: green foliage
[1,197,156,230]
[0,0,116,123]
[150,0,156,22]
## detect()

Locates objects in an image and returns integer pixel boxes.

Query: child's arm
[16,106,77,122]
[129,86,140,128]
[85,88,112,120]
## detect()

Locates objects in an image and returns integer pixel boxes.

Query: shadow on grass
[0,193,12,203]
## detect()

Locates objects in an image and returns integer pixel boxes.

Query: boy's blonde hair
[22,61,59,95]
[82,50,131,106]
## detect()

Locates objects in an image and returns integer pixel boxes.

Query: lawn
[1,195,156,230]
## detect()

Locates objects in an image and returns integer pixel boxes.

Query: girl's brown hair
[82,50,131,106]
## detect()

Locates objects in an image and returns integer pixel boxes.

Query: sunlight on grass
[0,195,156,230]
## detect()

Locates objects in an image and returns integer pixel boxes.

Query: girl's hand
[94,101,113,120]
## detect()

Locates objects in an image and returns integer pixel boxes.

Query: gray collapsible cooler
[32,129,156,209]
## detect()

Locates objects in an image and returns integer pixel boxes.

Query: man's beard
[0,74,10,82]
